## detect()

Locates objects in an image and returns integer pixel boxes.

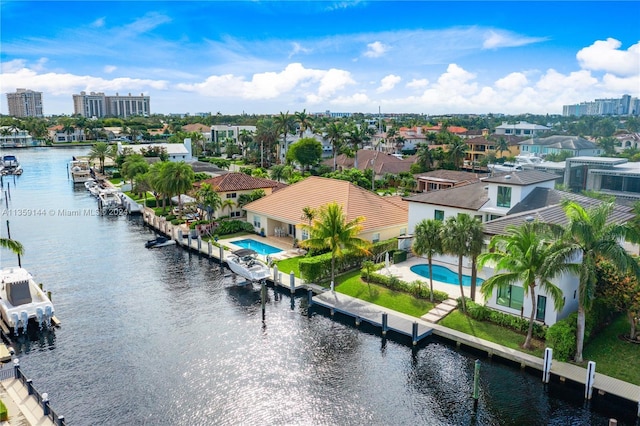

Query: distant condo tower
[6,88,44,118]
[72,91,151,118]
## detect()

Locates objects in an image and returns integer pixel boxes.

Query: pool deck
[383,255,487,304]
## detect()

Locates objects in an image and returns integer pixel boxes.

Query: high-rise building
[72,92,151,118]
[6,88,44,117]
[562,94,639,117]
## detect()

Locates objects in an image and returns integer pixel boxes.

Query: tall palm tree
[89,141,111,173]
[325,121,345,171]
[495,137,509,159]
[300,202,371,288]
[478,222,573,349]
[238,129,254,158]
[467,218,485,301]
[274,111,295,164]
[221,198,235,217]
[255,118,279,167]
[121,154,149,193]
[412,219,443,302]
[301,206,316,227]
[553,200,640,362]
[441,214,481,313]
[295,109,313,136]
[346,123,370,169]
[160,162,195,214]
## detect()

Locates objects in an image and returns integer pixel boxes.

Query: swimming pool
[233,239,283,256]
[410,264,484,286]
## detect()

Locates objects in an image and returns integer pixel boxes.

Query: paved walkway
[0,377,54,426]
[421,298,457,323]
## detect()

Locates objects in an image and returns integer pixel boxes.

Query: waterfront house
[47,124,85,143]
[117,138,193,162]
[404,168,636,326]
[243,176,408,242]
[494,121,551,136]
[0,126,35,147]
[193,172,286,219]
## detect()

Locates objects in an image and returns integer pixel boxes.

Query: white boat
[226,249,271,282]
[98,188,122,209]
[0,267,55,334]
[145,236,176,248]
[1,155,22,175]
[70,159,92,183]
[514,153,544,168]
[488,162,523,172]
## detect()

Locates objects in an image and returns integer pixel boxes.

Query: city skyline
[1,1,638,116]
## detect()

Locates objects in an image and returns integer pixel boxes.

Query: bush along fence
[0,358,66,425]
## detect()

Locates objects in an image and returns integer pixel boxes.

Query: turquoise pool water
[410,264,484,286]
[233,239,283,256]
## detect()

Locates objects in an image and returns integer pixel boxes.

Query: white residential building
[117,139,193,162]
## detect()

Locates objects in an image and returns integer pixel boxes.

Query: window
[474,215,483,222]
[434,210,444,221]
[226,193,237,199]
[496,285,524,311]
[536,295,547,322]
[253,217,261,228]
[399,228,406,236]
[372,233,380,243]
[497,186,512,208]
[301,229,309,240]
[230,211,242,218]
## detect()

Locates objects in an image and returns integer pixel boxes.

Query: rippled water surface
[0,148,634,425]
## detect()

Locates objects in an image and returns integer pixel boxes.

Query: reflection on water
[0,148,635,425]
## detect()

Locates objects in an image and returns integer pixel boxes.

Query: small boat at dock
[145,236,176,248]
[69,159,92,183]
[0,266,55,334]
[1,155,23,175]
[226,249,271,283]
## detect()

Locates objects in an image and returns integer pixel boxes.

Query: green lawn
[274,256,303,277]
[439,310,545,358]
[335,270,434,317]
[583,315,640,385]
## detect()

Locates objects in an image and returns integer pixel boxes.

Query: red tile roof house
[194,172,287,219]
[243,176,408,242]
[326,149,415,177]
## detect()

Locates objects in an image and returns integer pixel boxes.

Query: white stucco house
[117,138,193,162]
[404,169,636,326]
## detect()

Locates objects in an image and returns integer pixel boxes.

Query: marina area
[0,147,638,425]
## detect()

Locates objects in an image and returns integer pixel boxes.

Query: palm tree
[441,214,481,313]
[467,218,485,302]
[255,118,279,167]
[346,123,370,169]
[412,219,443,302]
[0,237,24,256]
[295,109,313,136]
[325,121,345,171]
[121,154,149,192]
[495,137,509,159]
[195,183,222,220]
[554,200,640,362]
[478,222,573,349]
[238,129,254,158]
[274,111,295,164]
[447,138,468,169]
[89,142,111,173]
[300,202,371,288]
[159,162,195,214]
[301,206,316,227]
[416,144,433,172]
[221,198,235,217]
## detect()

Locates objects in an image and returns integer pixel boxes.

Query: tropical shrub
[362,270,448,302]
[215,220,254,236]
[546,315,577,361]
[0,400,6,421]
[459,299,547,340]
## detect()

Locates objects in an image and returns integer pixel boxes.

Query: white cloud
[376,74,401,93]
[482,30,548,49]
[406,79,428,89]
[364,41,388,58]
[104,65,117,74]
[494,72,528,91]
[289,42,311,58]
[577,38,640,76]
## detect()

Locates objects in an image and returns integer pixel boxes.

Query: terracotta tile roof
[326,150,414,174]
[194,172,284,192]
[243,176,408,231]
[182,123,211,133]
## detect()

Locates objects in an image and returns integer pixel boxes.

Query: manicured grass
[274,256,302,277]
[439,310,545,358]
[583,315,640,385]
[335,270,434,318]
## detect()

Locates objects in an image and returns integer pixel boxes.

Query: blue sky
[1,1,638,116]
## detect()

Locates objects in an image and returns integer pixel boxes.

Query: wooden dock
[312,291,433,342]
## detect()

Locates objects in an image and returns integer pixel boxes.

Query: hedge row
[215,220,254,236]
[458,298,548,340]
[364,269,449,303]
[299,250,364,283]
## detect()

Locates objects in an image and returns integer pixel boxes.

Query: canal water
[0,147,635,425]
